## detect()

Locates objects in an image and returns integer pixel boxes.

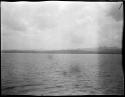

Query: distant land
[1,47,122,54]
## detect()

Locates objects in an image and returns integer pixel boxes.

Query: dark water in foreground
[1,53,124,95]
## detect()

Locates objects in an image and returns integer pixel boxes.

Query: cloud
[106,2,123,21]
[96,2,123,48]
[1,1,123,50]
[1,3,28,32]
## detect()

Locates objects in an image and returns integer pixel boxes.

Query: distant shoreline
[1,49,122,54]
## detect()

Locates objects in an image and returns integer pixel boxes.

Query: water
[1,53,124,95]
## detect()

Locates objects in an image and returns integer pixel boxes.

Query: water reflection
[98,54,124,95]
[1,53,124,95]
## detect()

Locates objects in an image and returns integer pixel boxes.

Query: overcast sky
[1,1,123,50]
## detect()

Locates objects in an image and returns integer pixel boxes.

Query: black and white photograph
[1,1,124,95]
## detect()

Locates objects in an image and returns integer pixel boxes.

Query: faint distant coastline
[1,48,122,54]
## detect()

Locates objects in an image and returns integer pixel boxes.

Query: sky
[1,1,123,50]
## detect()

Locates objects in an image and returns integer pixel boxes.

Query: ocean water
[1,53,124,95]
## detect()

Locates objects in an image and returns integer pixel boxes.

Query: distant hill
[1,48,122,54]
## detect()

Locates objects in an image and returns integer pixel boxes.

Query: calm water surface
[1,53,124,95]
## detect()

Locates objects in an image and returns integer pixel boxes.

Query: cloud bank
[1,1,123,50]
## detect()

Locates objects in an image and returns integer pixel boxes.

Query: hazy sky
[1,1,123,50]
